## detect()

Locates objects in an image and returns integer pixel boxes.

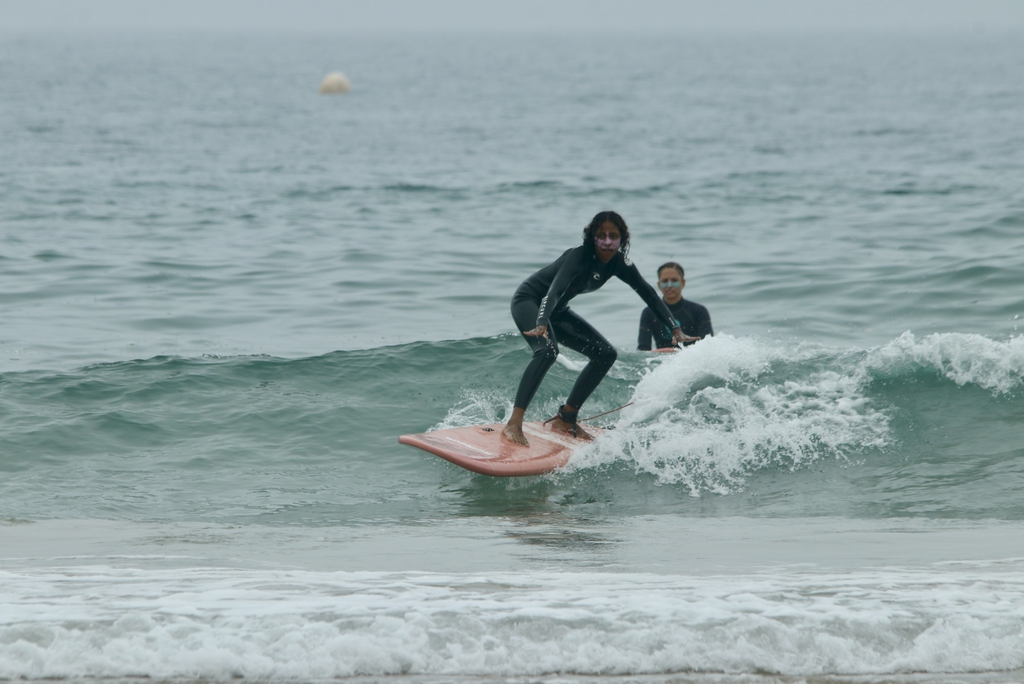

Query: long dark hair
[582,210,630,257]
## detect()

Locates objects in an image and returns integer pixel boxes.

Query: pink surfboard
[652,347,678,353]
[399,421,599,477]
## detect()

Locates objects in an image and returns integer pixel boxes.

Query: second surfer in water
[503,211,694,446]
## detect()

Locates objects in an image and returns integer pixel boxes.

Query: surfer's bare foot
[502,407,529,446]
[502,422,529,446]
[549,416,593,441]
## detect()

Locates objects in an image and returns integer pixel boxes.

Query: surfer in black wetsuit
[637,262,713,351]
[503,211,695,447]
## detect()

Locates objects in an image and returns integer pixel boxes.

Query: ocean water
[2,29,1024,683]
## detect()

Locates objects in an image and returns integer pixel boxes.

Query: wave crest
[867,331,1024,394]
[571,336,889,493]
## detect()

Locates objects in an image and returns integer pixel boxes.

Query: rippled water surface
[1,30,1024,682]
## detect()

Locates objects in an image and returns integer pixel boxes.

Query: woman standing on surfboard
[502,211,695,446]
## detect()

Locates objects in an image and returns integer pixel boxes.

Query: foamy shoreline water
[5,562,1024,680]
[6,518,1024,680]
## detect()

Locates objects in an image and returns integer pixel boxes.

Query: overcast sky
[2,0,1023,34]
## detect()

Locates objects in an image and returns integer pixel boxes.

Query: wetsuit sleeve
[535,247,588,328]
[617,260,678,333]
[697,306,713,338]
[637,308,655,351]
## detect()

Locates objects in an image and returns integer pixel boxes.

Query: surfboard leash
[579,402,633,422]
[543,402,634,426]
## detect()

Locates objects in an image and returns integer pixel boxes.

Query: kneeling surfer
[503,211,696,447]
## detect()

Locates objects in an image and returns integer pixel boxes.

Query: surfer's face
[594,222,621,262]
[657,266,685,303]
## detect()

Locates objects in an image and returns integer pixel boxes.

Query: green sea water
[2,30,1024,681]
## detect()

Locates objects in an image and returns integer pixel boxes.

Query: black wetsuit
[511,245,677,411]
[637,297,713,350]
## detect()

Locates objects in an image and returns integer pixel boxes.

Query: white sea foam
[3,566,1024,679]
[437,333,1022,492]
[436,389,510,429]
[867,331,1024,394]
[571,336,889,493]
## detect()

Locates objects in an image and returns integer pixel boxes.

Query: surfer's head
[657,262,684,283]
[583,211,630,258]
[657,262,685,303]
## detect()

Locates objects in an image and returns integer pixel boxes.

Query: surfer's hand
[672,328,699,345]
[523,325,548,339]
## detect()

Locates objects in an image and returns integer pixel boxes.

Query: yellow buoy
[319,72,351,94]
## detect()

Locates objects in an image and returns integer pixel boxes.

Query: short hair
[657,262,684,280]
[582,211,630,257]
